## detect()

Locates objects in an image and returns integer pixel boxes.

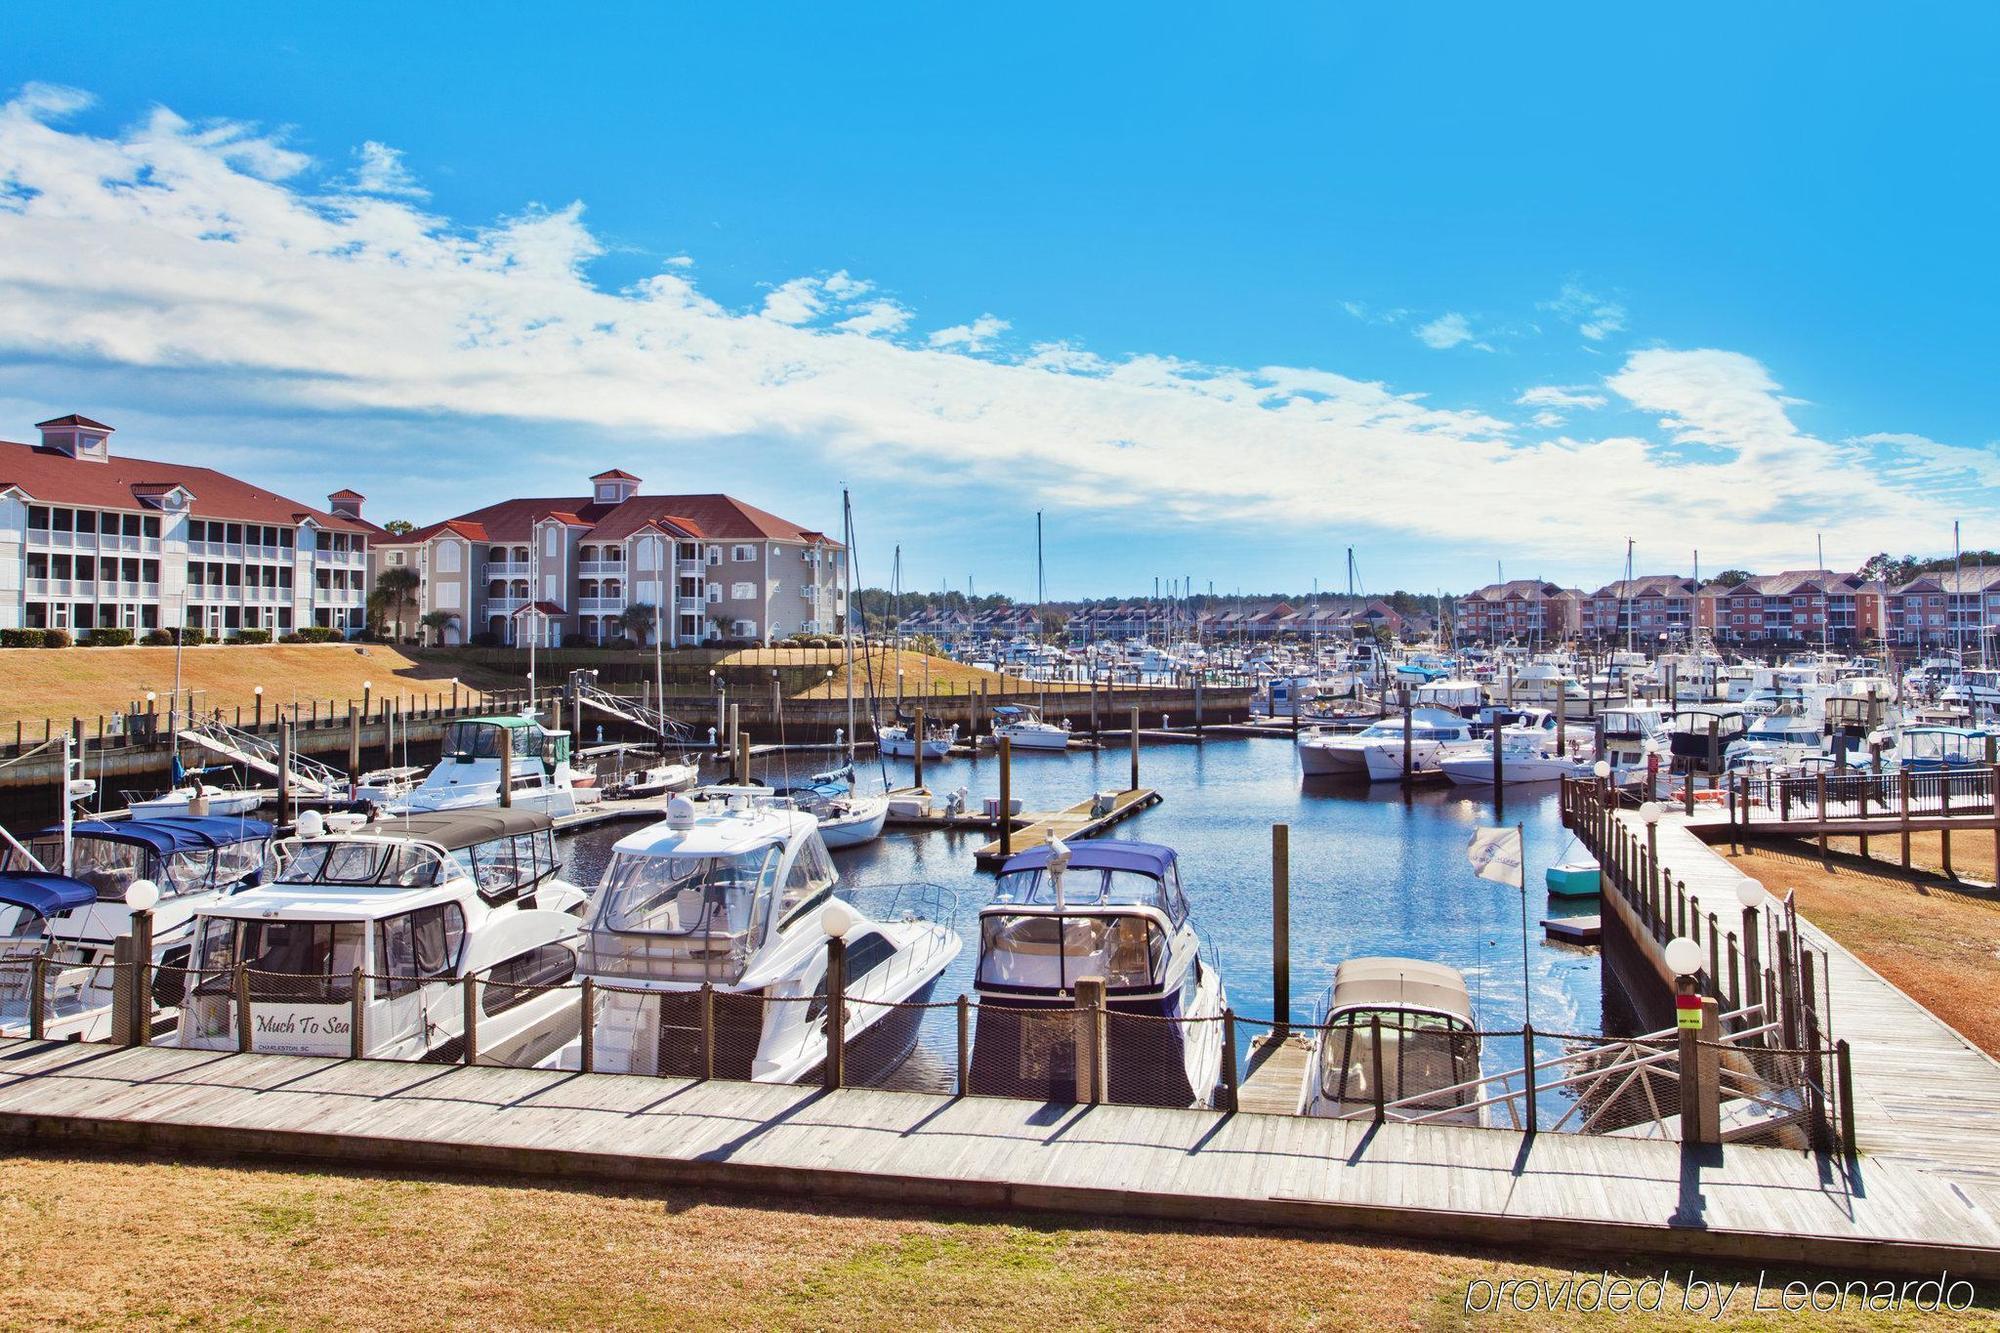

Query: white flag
[1467,826,1524,888]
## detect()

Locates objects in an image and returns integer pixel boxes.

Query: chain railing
[9,947,1858,1151]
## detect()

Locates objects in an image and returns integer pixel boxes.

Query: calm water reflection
[558,736,1607,1079]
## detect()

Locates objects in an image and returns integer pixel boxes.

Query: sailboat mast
[1624,537,1635,656]
[843,490,857,763]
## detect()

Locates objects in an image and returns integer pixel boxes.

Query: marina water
[560,736,1607,1090]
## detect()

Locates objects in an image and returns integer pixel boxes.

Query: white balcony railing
[578,560,627,578]
[677,560,705,577]
[484,562,532,579]
[578,596,626,615]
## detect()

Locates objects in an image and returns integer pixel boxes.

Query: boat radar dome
[666,795,698,829]
[295,809,326,840]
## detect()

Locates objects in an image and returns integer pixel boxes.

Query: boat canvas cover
[44,817,274,854]
[999,841,1177,879]
[0,873,97,917]
[1329,957,1474,1024]
[354,808,554,851]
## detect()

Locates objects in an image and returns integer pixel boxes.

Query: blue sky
[0,4,1995,599]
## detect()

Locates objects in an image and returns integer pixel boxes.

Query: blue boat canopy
[0,873,97,917]
[35,817,273,855]
[1000,840,1178,879]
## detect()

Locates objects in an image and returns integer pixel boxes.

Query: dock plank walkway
[1618,811,2000,1215]
[2,1037,1997,1277]
[971,788,1162,868]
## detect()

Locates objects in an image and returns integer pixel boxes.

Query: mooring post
[234,963,253,1054]
[1075,975,1107,1105]
[496,725,514,808]
[580,978,596,1074]
[737,731,752,787]
[913,704,926,789]
[1522,1024,1538,1135]
[130,904,154,1046]
[1836,1038,1858,1158]
[1741,901,1762,1026]
[1370,1015,1387,1123]
[462,977,479,1066]
[1399,685,1414,789]
[1816,774,1829,864]
[1221,1009,1239,1114]
[28,954,47,1040]
[1554,678,1567,757]
[348,967,365,1058]
[998,737,1013,858]
[824,935,847,1091]
[956,994,971,1097]
[1899,769,1912,868]
[347,703,361,781]
[1129,706,1141,791]
[1272,823,1291,1035]
[110,935,135,1047]
[701,981,716,1081]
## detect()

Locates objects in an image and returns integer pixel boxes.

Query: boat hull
[1545,863,1602,897]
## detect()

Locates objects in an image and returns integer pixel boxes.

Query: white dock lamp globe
[1664,936,1704,978]
[124,879,159,914]
[1639,801,1663,825]
[295,809,326,840]
[820,898,857,940]
[1592,760,1610,779]
[1735,881,1766,910]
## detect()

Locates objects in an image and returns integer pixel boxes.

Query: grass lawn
[0,644,516,731]
[0,1153,1986,1330]
[732,647,1089,701]
[1724,839,2000,1058]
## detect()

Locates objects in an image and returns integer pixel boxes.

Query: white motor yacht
[1298,706,1470,778]
[0,815,275,1040]
[989,703,1072,751]
[127,771,263,819]
[877,719,959,759]
[1359,713,1481,780]
[386,714,579,817]
[1299,957,1482,1124]
[560,793,958,1083]
[971,839,1227,1108]
[1437,726,1593,785]
[177,808,588,1064]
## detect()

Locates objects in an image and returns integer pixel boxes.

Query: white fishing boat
[578,744,700,800]
[386,714,579,817]
[353,765,426,805]
[1437,728,1594,785]
[989,703,1072,751]
[554,793,959,1083]
[1359,713,1481,781]
[1299,957,1482,1125]
[176,808,588,1063]
[877,719,958,759]
[126,771,263,818]
[971,839,1227,1108]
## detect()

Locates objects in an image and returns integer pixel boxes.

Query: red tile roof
[385,491,838,547]
[591,468,641,482]
[34,414,114,431]
[0,439,372,534]
[328,488,366,501]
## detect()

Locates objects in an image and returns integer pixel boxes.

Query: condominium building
[0,415,375,639]
[1454,581,1584,645]
[1580,576,1703,646]
[1704,570,1883,647]
[377,470,845,647]
[1884,568,2000,649]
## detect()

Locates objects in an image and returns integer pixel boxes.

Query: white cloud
[345,141,427,198]
[928,314,1008,351]
[1517,385,1608,411]
[0,87,1973,569]
[836,299,912,337]
[1542,280,1627,342]
[664,254,694,268]
[1414,312,1483,350]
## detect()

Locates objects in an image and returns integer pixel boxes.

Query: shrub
[292,626,343,644]
[233,629,272,645]
[143,629,175,647]
[174,628,207,647]
[41,628,71,648]
[0,629,40,648]
[87,627,134,647]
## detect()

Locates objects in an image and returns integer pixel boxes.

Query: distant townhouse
[1704,570,1882,648]
[1454,581,1582,645]
[1580,575,1701,646]
[969,606,1041,640]
[376,469,844,647]
[895,607,972,640]
[1338,599,1406,639]
[1884,568,2000,649]
[0,415,374,640]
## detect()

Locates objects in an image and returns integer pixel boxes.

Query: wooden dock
[971,788,1162,868]
[1542,914,1602,945]
[1239,1031,1311,1115]
[4,1037,1998,1278]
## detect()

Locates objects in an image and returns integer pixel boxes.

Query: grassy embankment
[0,645,1072,731]
[1,1153,1988,1330]
[1725,839,2000,1058]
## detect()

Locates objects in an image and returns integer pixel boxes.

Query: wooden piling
[913,704,926,789]
[1129,706,1140,792]
[347,704,361,780]
[998,738,1013,858]
[1272,824,1290,1034]
[1075,976,1107,1105]
[498,726,514,808]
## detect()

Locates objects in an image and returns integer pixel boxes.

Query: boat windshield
[193,915,366,1000]
[1317,1009,1477,1109]
[6,836,230,903]
[993,865,1186,920]
[581,845,783,984]
[445,721,542,761]
[978,912,1166,992]
[278,839,448,888]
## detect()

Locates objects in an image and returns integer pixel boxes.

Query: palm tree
[617,602,658,647]
[420,610,459,647]
[373,566,422,641]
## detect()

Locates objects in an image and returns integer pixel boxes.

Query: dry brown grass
[0,645,517,730]
[0,1153,1988,1331]
[761,648,1088,701]
[1725,841,2000,1058]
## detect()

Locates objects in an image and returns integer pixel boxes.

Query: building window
[730,581,756,600]
[731,545,756,563]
